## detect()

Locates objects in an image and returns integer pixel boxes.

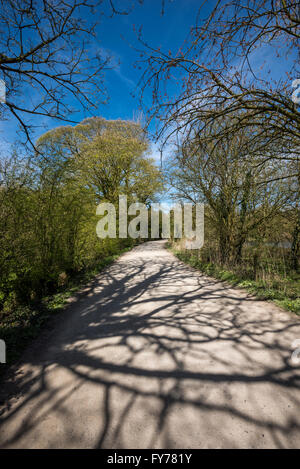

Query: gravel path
[0,240,300,448]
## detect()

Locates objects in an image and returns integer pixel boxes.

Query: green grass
[170,247,300,316]
[0,246,133,375]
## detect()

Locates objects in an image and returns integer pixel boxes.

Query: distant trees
[37,117,163,204]
[75,118,163,204]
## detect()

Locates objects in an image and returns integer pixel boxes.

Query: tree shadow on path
[0,241,300,448]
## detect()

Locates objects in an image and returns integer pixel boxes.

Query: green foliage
[171,245,300,315]
[0,117,163,369]
[0,245,133,375]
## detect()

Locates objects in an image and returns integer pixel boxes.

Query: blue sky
[0,0,209,159]
[92,0,208,161]
[0,0,298,161]
[95,0,202,119]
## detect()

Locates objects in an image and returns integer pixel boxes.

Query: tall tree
[168,125,292,264]
[37,117,164,204]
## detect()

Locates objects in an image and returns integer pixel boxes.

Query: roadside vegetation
[165,127,300,315]
[139,1,300,315]
[0,245,133,374]
[0,117,163,367]
[0,1,299,370]
[170,241,300,315]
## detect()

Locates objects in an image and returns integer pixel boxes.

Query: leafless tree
[139,0,300,163]
[0,0,135,147]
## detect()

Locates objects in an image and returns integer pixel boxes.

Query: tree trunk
[291,209,300,272]
[219,230,232,265]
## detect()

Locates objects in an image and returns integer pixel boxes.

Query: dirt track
[0,240,300,448]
